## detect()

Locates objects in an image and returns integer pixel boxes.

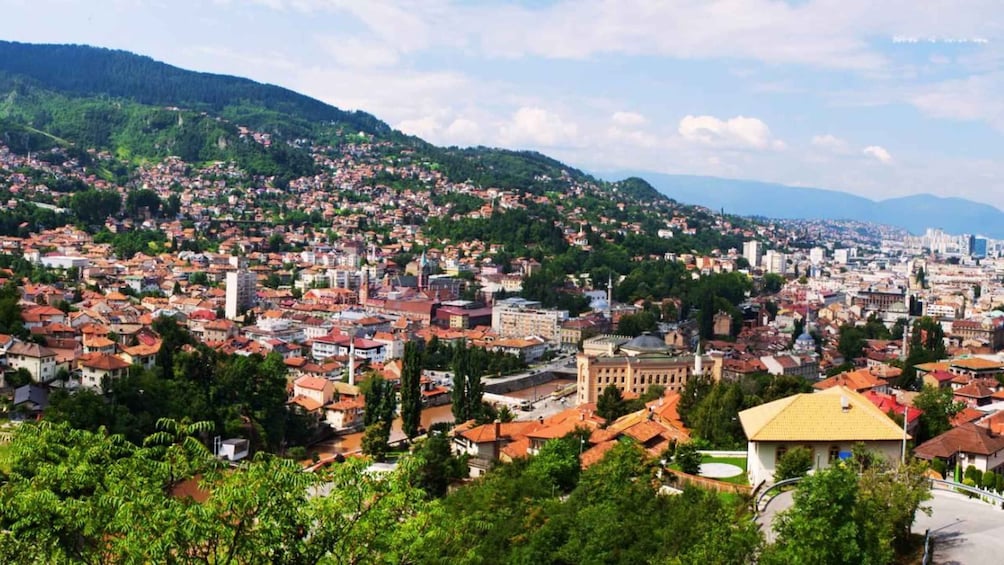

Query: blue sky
[2,0,1004,207]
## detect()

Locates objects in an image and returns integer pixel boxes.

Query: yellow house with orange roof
[739,386,906,487]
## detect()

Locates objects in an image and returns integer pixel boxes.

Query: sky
[2,0,1004,207]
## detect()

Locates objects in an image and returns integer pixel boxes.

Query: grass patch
[669,455,749,485]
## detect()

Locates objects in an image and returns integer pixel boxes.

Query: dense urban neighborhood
[1,41,1003,564]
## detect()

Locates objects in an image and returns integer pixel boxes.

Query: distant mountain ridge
[609,172,1004,239]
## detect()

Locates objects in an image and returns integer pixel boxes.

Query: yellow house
[739,386,907,487]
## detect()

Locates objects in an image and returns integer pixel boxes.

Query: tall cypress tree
[451,342,470,422]
[401,341,423,438]
[465,348,484,422]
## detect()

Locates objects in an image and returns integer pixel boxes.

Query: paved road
[756,490,793,544]
[759,487,1004,563]
[913,490,1004,565]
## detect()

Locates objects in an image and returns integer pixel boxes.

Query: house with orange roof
[292,375,335,407]
[922,369,956,389]
[953,380,999,408]
[78,352,132,390]
[453,420,544,476]
[83,335,118,355]
[121,342,160,370]
[813,368,888,394]
[324,393,365,431]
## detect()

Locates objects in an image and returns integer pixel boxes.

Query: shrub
[775,446,813,482]
[675,442,702,475]
[983,470,997,491]
[962,478,979,498]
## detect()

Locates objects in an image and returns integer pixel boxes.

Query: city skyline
[2,1,1003,207]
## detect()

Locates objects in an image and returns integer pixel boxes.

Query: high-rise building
[743,241,763,268]
[809,247,825,265]
[225,269,257,320]
[764,250,787,274]
[970,236,988,258]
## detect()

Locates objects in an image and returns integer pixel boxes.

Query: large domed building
[620,332,673,356]
[575,332,722,405]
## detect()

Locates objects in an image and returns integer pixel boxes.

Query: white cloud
[396,116,442,139]
[444,118,482,144]
[315,36,400,68]
[678,115,784,150]
[499,106,579,147]
[863,145,893,164]
[908,72,1004,131]
[810,134,850,153]
[611,111,647,127]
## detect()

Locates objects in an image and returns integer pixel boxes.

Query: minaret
[694,340,703,376]
[347,327,358,386]
[606,273,613,320]
[418,251,427,292]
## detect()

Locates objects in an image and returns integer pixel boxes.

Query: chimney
[840,395,850,412]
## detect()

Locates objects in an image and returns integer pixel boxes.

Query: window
[776,446,787,462]
[829,445,840,464]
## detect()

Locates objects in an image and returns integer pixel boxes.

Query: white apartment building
[743,241,763,269]
[225,269,257,320]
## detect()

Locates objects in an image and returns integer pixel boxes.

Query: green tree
[617,311,657,337]
[763,458,931,565]
[775,446,813,481]
[762,273,784,294]
[913,385,963,443]
[411,433,466,499]
[675,442,702,475]
[838,324,867,361]
[763,463,863,564]
[124,188,162,218]
[400,341,423,438]
[69,189,121,225]
[596,384,626,422]
[450,341,484,423]
[361,375,396,429]
[361,421,391,461]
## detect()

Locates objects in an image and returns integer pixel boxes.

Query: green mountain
[0,41,668,204]
[0,40,389,136]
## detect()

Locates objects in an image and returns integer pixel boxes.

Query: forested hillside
[0,41,389,137]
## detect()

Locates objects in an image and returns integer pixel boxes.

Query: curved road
[759,489,1004,563]
[913,490,1004,565]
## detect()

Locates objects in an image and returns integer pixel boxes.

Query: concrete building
[225,269,257,320]
[491,297,568,343]
[764,250,787,275]
[6,341,57,382]
[743,241,763,269]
